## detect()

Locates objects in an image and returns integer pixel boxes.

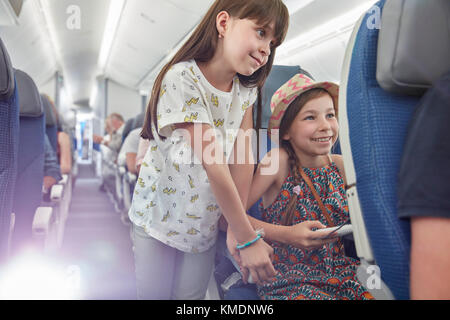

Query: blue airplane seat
[121,118,134,143]
[11,69,45,255]
[93,141,100,152]
[133,112,145,130]
[257,65,311,130]
[338,0,426,299]
[0,38,19,263]
[121,112,144,144]
[41,94,58,152]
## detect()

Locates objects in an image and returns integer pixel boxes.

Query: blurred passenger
[43,134,62,201]
[43,94,72,174]
[94,113,125,158]
[117,128,141,175]
[398,71,450,300]
[99,120,115,192]
[103,119,113,144]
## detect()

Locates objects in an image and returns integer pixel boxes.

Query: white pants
[131,224,216,300]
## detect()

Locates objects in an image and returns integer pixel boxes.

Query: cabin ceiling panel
[285,0,376,43]
[46,0,109,104]
[0,0,57,86]
[106,0,213,89]
[1,0,381,106]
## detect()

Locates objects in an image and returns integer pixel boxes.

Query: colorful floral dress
[257,162,374,300]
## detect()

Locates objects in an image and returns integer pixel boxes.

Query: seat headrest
[260,65,312,128]
[377,0,450,95]
[41,94,57,127]
[14,69,43,118]
[0,38,15,100]
[133,113,145,129]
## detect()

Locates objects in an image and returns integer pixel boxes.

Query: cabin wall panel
[276,31,352,84]
[107,80,141,122]
[39,76,56,104]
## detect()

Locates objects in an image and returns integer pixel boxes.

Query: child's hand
[227,228,273,284]
[238,239,276,286]
[226,227,248,283]
[226,227,240,264]
[226,227,276,285]
[93,134,103,144]
[287,220,338,250]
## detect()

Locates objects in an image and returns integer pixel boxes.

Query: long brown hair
[141,0,289,140]
[279,89,336,226]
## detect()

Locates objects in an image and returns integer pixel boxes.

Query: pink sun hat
[268,73,339,139]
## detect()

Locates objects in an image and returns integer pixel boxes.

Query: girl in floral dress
[231,73,374,300]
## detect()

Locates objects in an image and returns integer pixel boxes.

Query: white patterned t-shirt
[128,59,258,253]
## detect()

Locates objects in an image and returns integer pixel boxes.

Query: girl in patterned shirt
[229,74,374,300]
[128,0,289,299]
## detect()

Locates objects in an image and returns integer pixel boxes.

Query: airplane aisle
[59,164,137,299]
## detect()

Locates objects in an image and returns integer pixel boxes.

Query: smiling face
[282,93,338,166]
[221,17,276,76]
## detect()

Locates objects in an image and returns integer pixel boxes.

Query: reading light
[97,0,126,73]
[36,0,74,103]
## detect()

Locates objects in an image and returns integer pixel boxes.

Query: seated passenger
[43,134,63,201]
[44,94,72,174]
[57,131,72,175]
[99,121,114,192]
[117,128,141,175]
[397,71,450,299]
[101,119,113,152]
[93,113,125,159]
[228,74,374,300]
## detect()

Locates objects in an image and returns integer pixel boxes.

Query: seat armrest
[50,184,64,201]
[7,213,16,257]
[32,207,53,237]
[343,233,354,242]
[127,172,137,184]
[58,174,69,186]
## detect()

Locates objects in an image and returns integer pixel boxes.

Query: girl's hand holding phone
[286,220,338,250]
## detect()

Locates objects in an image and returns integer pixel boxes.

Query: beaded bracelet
[236,234,261,250]
[236,229,264,250]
